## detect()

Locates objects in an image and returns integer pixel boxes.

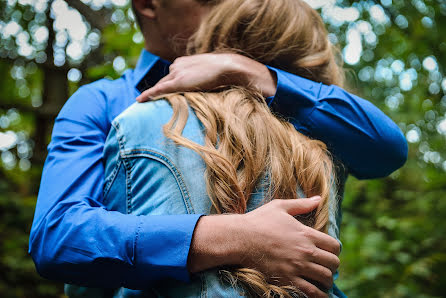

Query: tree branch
[0,102,36,113]
[0,102,60,117]
[64,0,111,30]
[0,56,70,72]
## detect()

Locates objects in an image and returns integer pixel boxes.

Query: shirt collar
[133,49,171,93]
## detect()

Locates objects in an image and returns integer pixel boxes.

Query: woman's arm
[267,65,408,179]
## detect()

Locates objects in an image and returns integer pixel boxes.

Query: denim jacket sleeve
[267,66,408,179]
[28,85,201,288]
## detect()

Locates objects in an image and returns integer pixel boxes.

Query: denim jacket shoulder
[104,100,212,217]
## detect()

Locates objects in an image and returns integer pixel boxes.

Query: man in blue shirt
[29,0,407,297]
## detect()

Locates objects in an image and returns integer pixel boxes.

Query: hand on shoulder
[136,53,277,102]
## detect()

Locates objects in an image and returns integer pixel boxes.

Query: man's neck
[144,40,180,62]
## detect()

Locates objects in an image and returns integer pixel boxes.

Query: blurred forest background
[0,0,445,297]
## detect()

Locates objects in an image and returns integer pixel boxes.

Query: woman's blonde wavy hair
[155,0,344,296]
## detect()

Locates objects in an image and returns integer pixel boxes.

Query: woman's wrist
[228,54,277,98]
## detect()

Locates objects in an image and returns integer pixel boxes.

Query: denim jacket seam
[122,148,195,214]
[114,121,136,214]
[102,158,122,203]
[123,157,135,214]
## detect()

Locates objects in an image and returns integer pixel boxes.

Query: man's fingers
[275,197,321,216]
[292,277,329,298]
[308,229,341,256]
[299,262,333,290]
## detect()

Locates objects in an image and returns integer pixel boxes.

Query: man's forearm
[188,214,244,273]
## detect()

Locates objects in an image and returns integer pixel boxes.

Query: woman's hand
[188,197,340,298]
[135,53,277,102]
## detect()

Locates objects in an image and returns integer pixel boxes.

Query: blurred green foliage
[0,0,445,297]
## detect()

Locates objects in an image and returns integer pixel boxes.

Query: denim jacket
[66,99,341,297]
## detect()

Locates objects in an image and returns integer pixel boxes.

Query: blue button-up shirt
[29,49,407,289]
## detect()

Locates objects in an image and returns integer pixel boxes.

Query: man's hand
[188,197,340,298]
[135,53,277,102]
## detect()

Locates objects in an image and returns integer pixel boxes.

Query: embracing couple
[29,0,407,297]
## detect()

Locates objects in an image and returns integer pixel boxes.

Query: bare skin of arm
[188,197,340,298]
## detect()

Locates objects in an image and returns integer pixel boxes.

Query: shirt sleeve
[267,66,408,179]
[28,85,201,289]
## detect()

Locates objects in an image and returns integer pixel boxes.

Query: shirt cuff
[134,214,203,284]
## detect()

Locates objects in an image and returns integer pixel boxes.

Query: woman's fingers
[277,197,321,216]
[310,246,340,274]
[136,74,177,102]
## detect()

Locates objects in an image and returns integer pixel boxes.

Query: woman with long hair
[69,0,342,296]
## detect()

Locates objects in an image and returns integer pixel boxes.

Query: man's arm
[29,85,201,288]
[137,53,408,179]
